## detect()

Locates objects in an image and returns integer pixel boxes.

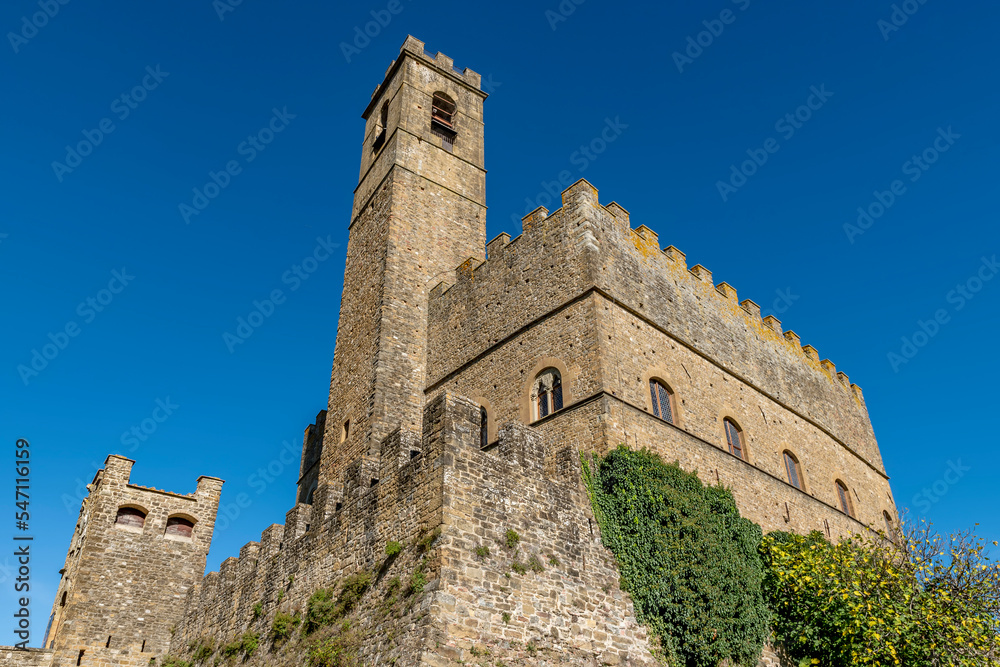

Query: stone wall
[426,179,896,538]
[0,649,52,667]
[170,393,658,666]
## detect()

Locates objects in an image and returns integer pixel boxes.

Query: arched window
[723,418,745,460]
[783,451,803,490]
[480,406,488,448]
[532,369,564,421]
[373,100,389,153]
[431,92,457,149]
[164,516,195,540]
[115,507,146,530]
[304,482,318,506]
[883,511,894,536]
[835,480,854,518]
[60,591,67,607]
[649,379,674,424]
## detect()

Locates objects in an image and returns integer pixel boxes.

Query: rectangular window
[538,390,550,419]
[551,382,563,411]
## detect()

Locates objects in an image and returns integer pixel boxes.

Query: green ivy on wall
[583,446,770,666]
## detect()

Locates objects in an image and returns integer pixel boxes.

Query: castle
[2,36,896,667]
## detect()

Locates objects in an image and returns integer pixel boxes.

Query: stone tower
[320,36,488,485]
[43,456,222,666]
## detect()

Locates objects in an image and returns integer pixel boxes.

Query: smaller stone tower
[44,456,222,666]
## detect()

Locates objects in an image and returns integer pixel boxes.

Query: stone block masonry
[41,456,221,667]
[170,393,657,665]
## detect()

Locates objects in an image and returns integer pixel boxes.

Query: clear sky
[2,0,998,647]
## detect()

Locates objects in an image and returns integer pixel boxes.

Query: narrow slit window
[480,407,488,448]
[724,419,745,460]
[649,380,674,424]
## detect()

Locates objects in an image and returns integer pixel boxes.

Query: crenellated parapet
[427,178,885,474]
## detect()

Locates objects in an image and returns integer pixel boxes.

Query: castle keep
[6,36,896,666]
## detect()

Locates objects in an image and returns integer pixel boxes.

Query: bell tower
[321,36,488,484]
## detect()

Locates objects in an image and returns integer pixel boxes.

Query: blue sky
[2,0,998,647]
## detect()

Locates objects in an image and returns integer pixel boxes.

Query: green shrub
[251,601,263,620]
[504,529,520,550]
[385,540,403,557]
[510,561,527,575]
[501,611,511,624]
[240,631,259,657]
[190,637,214,662]
[409,566,427,594]
[527,555,544,573]
[416,527,441,553]
[583,446,769,667]
[339,571,373,612]
[304,572,373,634]
[762,523,1000,666]
[161,658,192,667]
[474,545,490,559]
[547,554,560,567]
[221,640,242,658]
[308,635,358,667]
[270,611,300,645]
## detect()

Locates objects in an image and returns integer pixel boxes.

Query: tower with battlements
[320,35,487,488]
[40,456,221,667]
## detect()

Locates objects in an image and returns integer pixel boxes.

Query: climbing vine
[583,445,769,666]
